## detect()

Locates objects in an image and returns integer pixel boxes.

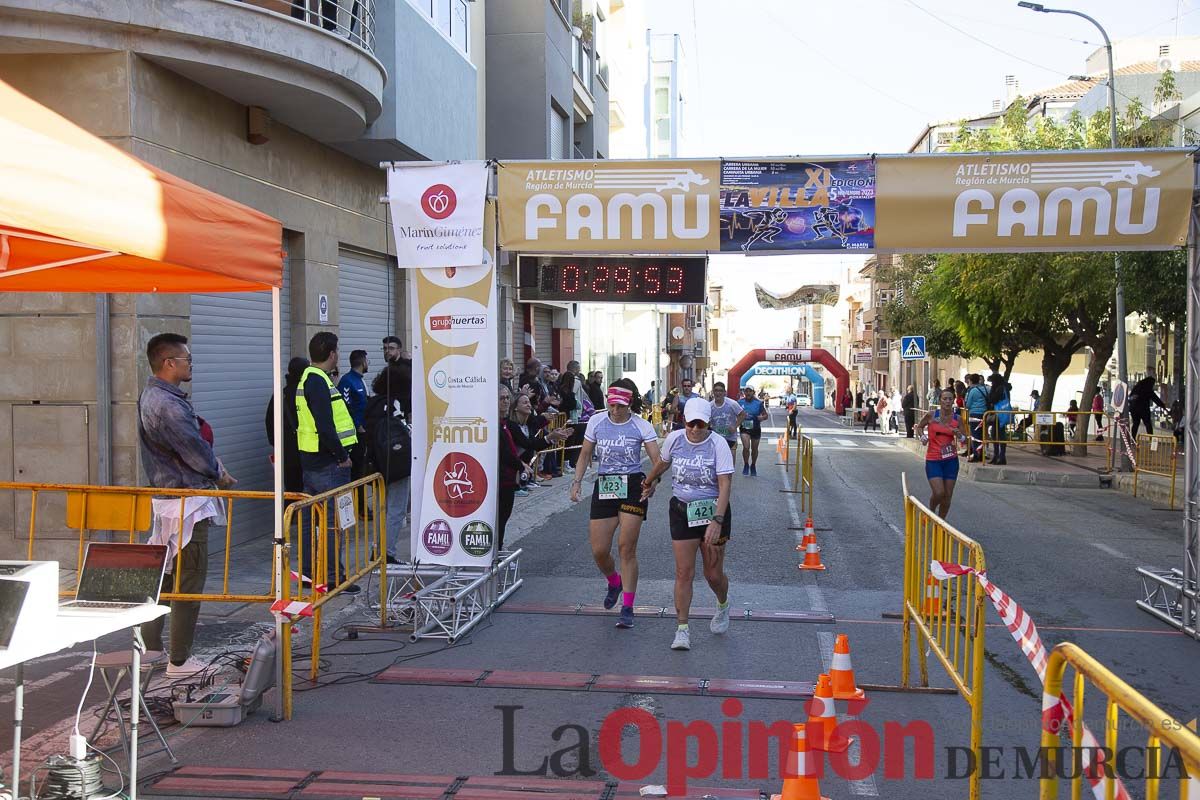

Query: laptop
[58,543,168,616]
[0,578,31,650]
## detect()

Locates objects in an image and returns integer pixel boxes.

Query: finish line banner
[720,159,876,253]
[496,159,720,252]
[409,262,499,567]
[876,150,1192,252]
[385,161,488,268]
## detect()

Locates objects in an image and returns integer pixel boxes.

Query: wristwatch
[712,514,725,524]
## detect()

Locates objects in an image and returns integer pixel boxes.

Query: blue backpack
[994,392,1013,427]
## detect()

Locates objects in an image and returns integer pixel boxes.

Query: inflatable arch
[727,349,849,415]
[737,363,826,410]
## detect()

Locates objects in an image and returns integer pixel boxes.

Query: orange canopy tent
[0,80,289,733]
[0,78,282,292]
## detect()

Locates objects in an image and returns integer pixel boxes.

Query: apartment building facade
[486,0,612,370]
[0,0,483,552]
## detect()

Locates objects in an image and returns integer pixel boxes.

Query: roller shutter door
[533,306,554,364]
[513,301,526,364]
[189,264,291,536]
[338,250,395,377]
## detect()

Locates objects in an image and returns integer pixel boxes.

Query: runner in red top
[915,388,969,518]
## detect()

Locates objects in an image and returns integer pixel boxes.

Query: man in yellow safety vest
[296,331,361,595]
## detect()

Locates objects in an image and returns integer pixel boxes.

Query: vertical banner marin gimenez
[385,160,498,567]
[385,161,488,268]
[720,159,876,253]
[408,255,499,567]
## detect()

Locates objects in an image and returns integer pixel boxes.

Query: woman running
[915,388,969,518]
[642,398,734,651]
[737,386,768,476]
[571,382,662,629]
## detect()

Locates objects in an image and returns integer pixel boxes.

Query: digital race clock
[516,255,708,304]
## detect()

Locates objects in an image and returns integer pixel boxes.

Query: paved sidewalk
[891,433,1185,508]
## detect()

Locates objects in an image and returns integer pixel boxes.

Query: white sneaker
[710,604,731,634]
[671,627,691,651]
[165,657,208,679]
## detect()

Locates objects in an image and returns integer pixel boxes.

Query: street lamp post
[1019,2,1128,447]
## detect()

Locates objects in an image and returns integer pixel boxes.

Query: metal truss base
[1137,566,1198,637]
[387,549,523,643]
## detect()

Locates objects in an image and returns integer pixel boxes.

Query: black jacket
[265,383,304,493]
[1129,378,1166,414]
[508,414,552,463]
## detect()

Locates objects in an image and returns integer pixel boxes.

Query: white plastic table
[0,605,169,800]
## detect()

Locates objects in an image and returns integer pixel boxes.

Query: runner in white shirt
[641,397,734,651]
[707,381,745,456]
[571,382,662,629]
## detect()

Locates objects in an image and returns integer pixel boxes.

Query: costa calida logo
[421,183,457,220]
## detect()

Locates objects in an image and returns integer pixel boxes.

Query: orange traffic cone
[830,634,866,701]
[806,674,853,753]
[922,574,941,615]
[772,723,830,800]
[798,530,826,571]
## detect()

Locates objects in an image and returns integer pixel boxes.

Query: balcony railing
[572,36,594,96]
[241,0,377,53]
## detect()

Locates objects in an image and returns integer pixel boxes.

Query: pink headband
[606,387,633,406]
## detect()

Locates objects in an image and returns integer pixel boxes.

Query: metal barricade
[279,473,387,719]
[900,473,987,800]
[1,480,305,603]
[1038,642,1200,800]
[980,409,1112,460]
[1134,434,1179,509]
[800,435,813,515]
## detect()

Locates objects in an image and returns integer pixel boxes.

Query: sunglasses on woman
[686,419,708,429]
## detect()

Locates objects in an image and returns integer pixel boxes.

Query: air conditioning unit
[1158,57,1175,73]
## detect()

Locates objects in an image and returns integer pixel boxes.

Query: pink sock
[607,573,622,588]
[622,592,635,608]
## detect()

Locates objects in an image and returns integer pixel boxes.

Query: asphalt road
[3,405,1196,799]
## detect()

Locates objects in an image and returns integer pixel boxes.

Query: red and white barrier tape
[270,599,314,619]
[930,561,1130,800]
[290,570,328,595]
[1115,418,1138,471]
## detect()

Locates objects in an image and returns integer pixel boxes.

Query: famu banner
[409,260,498,567]
[721,159,875,252]
[876,150,1192,252]
[497,159,721,252]
[385,161,488,268]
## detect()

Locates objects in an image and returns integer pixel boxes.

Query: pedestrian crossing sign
[901,336,926,360]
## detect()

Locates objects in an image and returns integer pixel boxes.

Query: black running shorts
[668,496,732,543]
[589,472,648,520]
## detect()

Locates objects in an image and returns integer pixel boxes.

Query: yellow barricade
[901,472,987,800]
[1134,434,1178,509]
[980,409,1112,459]
[280,473,387,720]
[1,480,305,603]
[1038,642,1200,799]
[800,435,813,515]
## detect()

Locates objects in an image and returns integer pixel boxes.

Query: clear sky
[647,0,1200,157]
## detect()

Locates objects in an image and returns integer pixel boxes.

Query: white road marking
[887,522,903,540]
[835,439,857,447]
[0,662,90,690]
[1090,542,1131,560]
[868,440,894,448]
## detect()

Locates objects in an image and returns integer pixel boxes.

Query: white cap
[684,397,712,424]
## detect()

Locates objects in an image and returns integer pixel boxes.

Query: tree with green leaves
[939,81,1183,438]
